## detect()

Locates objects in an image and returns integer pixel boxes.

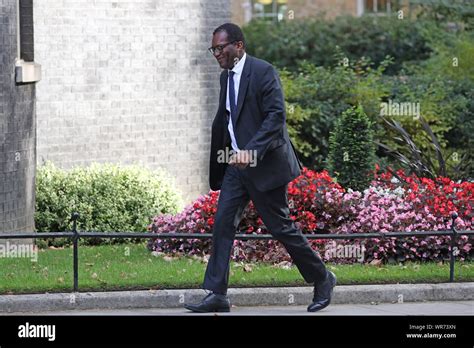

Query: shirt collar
[229,53,246,76]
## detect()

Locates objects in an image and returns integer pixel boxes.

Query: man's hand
[229,150,252,169]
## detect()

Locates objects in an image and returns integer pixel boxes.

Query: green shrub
[414,0,474,30]
[281,56,389,170]
[35,161,183,247]
[393,32,474,179]
[327,105,376,191]
[281,46,472,178]
[244,15,432,74]
[249,14,473,178]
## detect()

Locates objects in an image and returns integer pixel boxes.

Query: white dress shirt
[226,53,247,152]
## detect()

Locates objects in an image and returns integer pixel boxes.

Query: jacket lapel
[233,55,251,129]
[219,70,230,146]
[219,70,228,114]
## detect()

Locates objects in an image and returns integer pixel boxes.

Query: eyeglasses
[208,41,237,55]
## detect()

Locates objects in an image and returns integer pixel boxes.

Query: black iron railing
[1,212,472,292]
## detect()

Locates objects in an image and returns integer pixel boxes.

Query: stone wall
[0,0,36,233]
[34,0,231,203]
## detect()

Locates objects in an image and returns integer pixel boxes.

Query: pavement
[4,301,473,316]
[1,282,473,315]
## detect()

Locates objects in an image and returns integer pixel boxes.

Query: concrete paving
[1,282,473,313]
[3,300,472,316]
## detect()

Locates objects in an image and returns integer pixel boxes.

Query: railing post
[71,212,80,292]
[449,212,458,282]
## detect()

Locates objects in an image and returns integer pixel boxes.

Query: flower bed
[148,168,473,264]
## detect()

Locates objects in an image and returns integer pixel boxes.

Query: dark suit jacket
[209,54,303,192]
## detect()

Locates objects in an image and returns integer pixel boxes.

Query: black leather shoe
[184,293,231,313]
[307,270,337,312]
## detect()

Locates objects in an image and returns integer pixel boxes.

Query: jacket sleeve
[243,65,285,161]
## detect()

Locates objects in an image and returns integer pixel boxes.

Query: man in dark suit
[184,23,336,313]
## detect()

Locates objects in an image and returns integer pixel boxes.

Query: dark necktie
[228,71,237,127]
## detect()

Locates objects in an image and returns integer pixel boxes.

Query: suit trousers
[203,164,328,295]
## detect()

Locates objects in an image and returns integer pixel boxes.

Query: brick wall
[0,0,36,233]
[34,0,231,203]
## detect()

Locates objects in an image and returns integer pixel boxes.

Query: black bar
[449,212,458,282]
[71,213,79,293]
[0,315,472,346]
[0,230,473,239]
[77,230,459,239]
[0,233,75,238]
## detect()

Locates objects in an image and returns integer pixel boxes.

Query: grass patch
[0,243,472,294]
